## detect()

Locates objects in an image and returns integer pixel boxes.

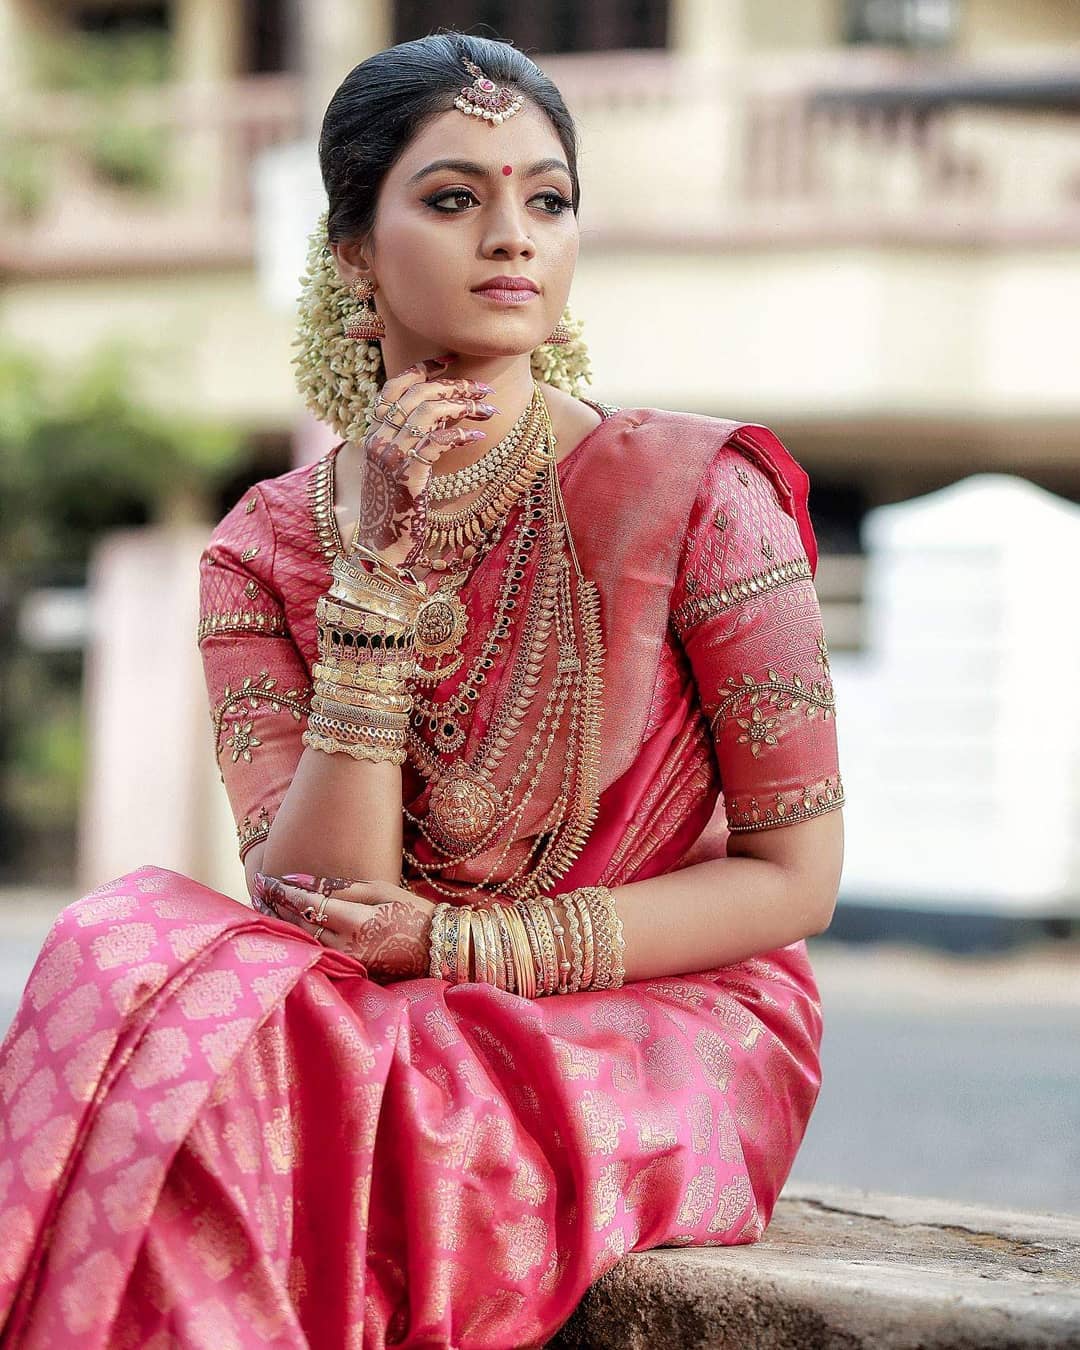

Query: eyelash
[423,188,574,216]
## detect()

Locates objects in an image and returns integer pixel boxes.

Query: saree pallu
[0,404,841,1347]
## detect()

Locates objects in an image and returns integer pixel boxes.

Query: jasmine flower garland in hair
[291,210,593,442]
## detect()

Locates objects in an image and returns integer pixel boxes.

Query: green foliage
[30,29,172,94]
[0,343,245,576]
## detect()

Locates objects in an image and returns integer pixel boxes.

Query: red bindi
[501,164,513,175]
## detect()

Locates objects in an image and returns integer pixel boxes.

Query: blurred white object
[833,474,1080,916]
[252,140,325,313]
[17,588,90,651]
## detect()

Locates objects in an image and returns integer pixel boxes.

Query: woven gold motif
[211,670,311,768]
[671,556,813,640]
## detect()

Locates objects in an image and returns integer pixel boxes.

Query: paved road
[2,895,1077,1217]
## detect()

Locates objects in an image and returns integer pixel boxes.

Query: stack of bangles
[302,544,426,765]
[428,885,626,995]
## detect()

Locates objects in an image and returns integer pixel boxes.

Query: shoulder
[203,452,332,561]
[615,407,797,505]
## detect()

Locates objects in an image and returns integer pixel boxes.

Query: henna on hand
[342,899,432,981]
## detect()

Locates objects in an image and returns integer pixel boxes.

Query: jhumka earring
[543,317,573,346]
[344,277,386,341]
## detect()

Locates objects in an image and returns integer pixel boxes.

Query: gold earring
[543,316,573,346]
[344,277,386,341]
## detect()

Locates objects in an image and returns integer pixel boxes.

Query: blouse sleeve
[197,485,313,863]
[670,435,845,833]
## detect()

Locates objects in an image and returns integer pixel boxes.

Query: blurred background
[0,0,1078,1214]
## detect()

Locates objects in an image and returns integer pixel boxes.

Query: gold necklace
[402,393,606,902]
[412,384,549,685]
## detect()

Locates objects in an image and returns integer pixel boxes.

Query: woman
[0,31,844,1350]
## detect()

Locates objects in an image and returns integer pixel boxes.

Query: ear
[329,238,375,287]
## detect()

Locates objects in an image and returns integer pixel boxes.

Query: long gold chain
[402,392,606,902]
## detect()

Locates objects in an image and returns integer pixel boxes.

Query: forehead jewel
[453,55,524,126]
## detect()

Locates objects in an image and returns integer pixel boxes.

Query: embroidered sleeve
[198,486,312,862]
[671,433,844,833]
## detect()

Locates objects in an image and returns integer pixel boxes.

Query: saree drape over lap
[0,405,844,1349]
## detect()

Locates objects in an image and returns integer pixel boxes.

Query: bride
[0,30,844,1349]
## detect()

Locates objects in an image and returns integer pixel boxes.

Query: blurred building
[1,0,1078,899]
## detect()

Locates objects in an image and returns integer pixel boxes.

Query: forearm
[259,749,403,887]
[559,855,827,985]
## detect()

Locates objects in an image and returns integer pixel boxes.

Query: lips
[472,276,540,293]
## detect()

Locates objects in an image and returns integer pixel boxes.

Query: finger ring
[379,412,410,432]
[375,397,405,420]
[313,925,326,943]
[402,419,428,437]
[405,445,438,465]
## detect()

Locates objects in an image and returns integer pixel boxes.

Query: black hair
[319,30,581,246]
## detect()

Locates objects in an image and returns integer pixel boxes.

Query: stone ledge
[548,1181,1080,1349]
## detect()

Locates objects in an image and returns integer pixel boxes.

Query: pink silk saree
[0,404,843,1348]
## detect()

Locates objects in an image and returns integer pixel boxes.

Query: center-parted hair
[319,31,581,246]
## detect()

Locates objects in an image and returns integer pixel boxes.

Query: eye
[533,191,573,215]
[424,188,478,213]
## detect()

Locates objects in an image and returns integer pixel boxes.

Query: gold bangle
[456,906,472,984]
[301,729,408,764]
[504,904,534,999]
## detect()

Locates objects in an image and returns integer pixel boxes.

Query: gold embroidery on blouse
[734,466,751,487]
[197,609,287,644]
[225,720,262,763]
[238,807,271,859]
[211,670,311,765]
[672,556,813,640]
[710,666,836,750]
[816,630,831,679]
[244,579,260,599]
[240,546,260,562]
[761,535,774,559]
[725,772,845,832]
[713,509,728,531]
[308,447,345,569]
[245,496,258,514]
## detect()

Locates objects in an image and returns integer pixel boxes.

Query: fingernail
[466,430,487,440]
[282,872,316,887]
[476,402,498,416]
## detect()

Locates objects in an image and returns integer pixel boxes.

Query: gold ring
[313,925,325,943]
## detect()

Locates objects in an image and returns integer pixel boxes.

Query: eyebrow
[406,157,573,186]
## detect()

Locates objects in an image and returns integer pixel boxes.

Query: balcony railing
[0,75,303,274]
[2,51,1078,275]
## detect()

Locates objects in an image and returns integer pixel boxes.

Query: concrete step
[548,1181,1080,1349]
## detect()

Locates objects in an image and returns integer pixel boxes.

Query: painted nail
[282,872,317,888]
[465,430,487,440]
[475,403,499,416]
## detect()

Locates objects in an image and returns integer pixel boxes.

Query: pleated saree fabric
[0,405,844,1348]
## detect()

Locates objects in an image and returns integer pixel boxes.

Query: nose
[480,199,535,260]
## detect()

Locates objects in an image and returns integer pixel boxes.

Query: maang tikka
[344,277,386,341]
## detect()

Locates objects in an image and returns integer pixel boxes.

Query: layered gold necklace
[308,382,606,904]
[404,382,605,902]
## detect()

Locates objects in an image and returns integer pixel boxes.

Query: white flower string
[291,209,593,442]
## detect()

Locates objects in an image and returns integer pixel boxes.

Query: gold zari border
[725,773,845,832]
[672,555,813,640]
[198,609,287,644]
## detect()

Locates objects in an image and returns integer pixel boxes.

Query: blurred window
[844,0,958,48]
[393,0,669,52]
[71,2,168,38]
